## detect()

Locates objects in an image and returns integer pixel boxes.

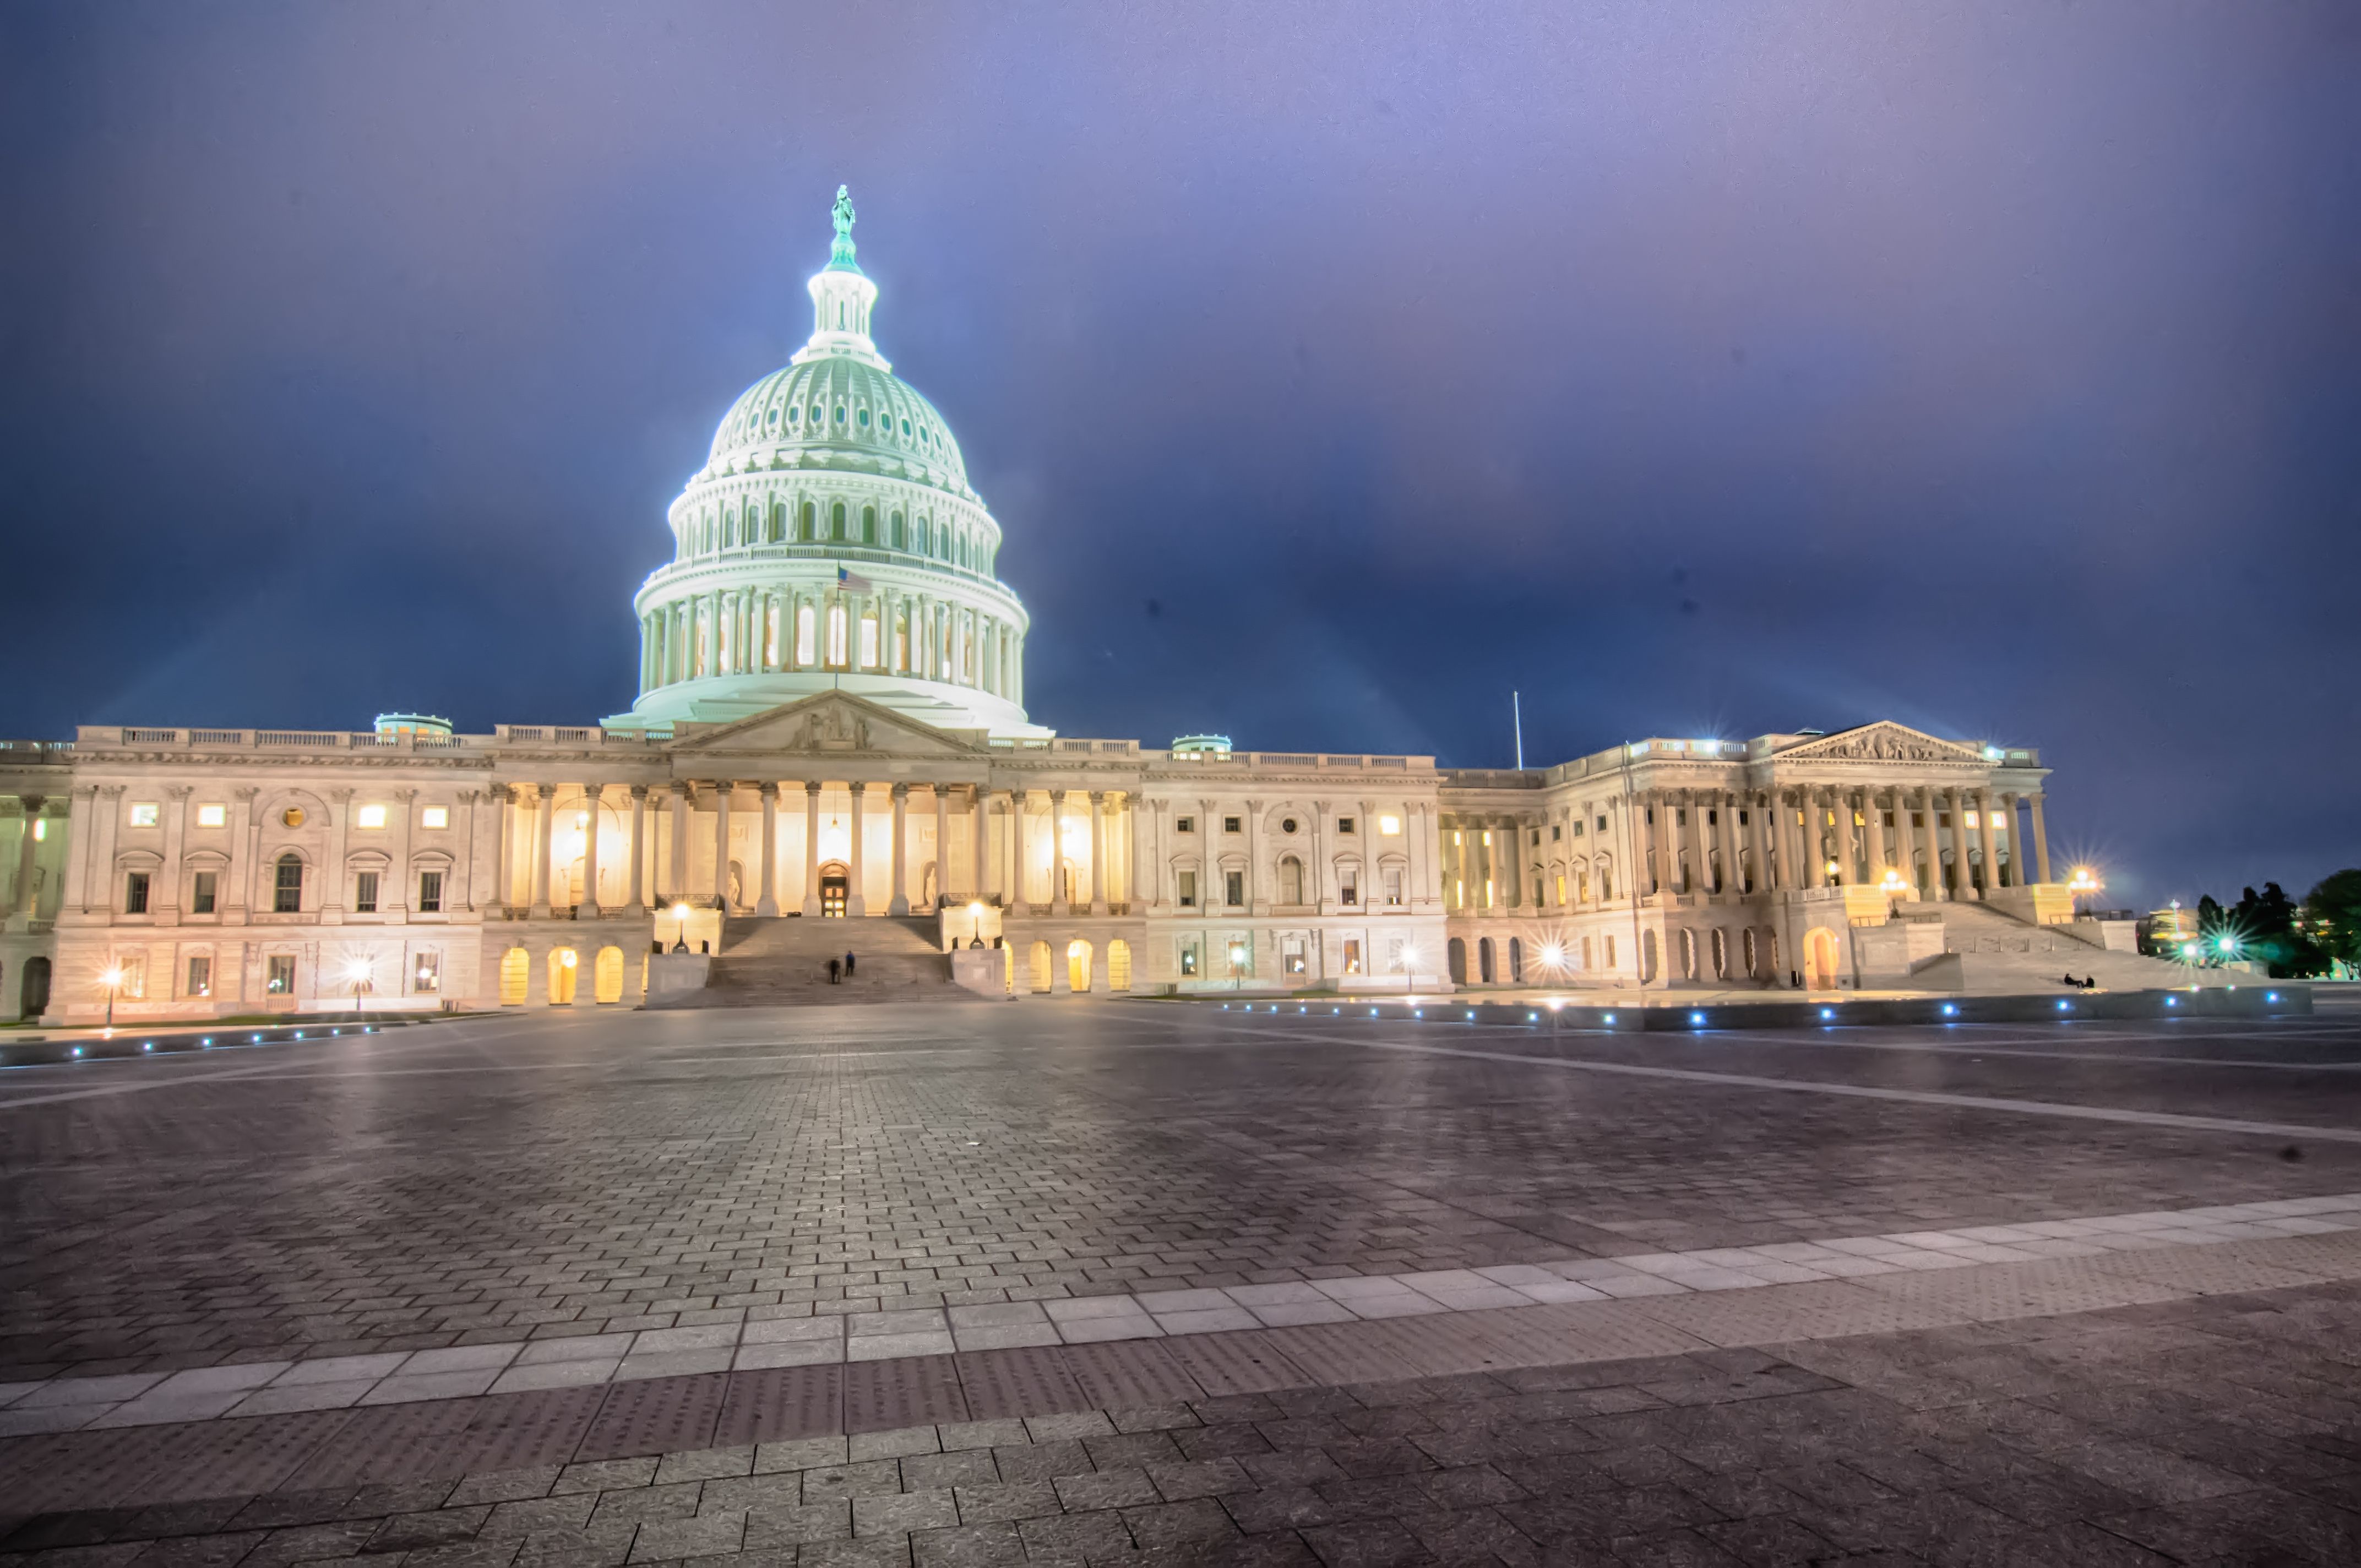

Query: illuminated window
[862,505,876,543]
[831,502,846,539]
[1179,941,1199,976]
[413,951,442,994]
[1225,870,1244,906]
[1342,939,1362,974]
[421,806,449,830]
[129,802,159,827]
[1379,814,1402,836]
[357,804,387,830]
[197,803,226,827]
[828,604,848,665]
[186,956,211,997]
[795,604,816,665]
[859,612,878,668]
[266,955,295,994]
[1385,868,1403,905]
[858,407,871,427]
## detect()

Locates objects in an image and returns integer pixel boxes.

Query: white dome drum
[619,187,1044,739]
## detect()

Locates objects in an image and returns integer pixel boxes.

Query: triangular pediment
[670,692,988,759]
[1774,722,1981,765]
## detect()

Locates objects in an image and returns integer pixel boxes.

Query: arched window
[273,853,302,913]
[800,500,816,541]
[1279,856,1304,905]
[795,603,815,666]
[862,505,876,544]
[1477,938,1495,984]
[831,502,846,540]
[1508,938,1523,983]
[891,511,905,549]
[768,502,784,543]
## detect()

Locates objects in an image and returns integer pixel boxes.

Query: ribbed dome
[705,357,974,499]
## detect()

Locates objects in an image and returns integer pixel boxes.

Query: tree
[2302,869,2361,972]
[2225,882,2330,978]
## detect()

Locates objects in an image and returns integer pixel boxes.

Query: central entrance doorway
[819,874,848,918]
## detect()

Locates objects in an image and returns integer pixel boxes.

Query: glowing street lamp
[1400,941,1420,998]
[2066,865,2103,917]
[1227,940,1247,991]
[100,962,124,1030]
[344,956,373,1018]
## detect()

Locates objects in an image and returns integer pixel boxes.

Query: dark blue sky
[3,2,2356,908]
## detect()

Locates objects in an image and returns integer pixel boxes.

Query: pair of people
[826,951,857,984]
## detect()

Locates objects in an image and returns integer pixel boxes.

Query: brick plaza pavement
[3,1000,2359,1562]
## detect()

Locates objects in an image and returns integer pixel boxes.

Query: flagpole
[1513,692,1524,770]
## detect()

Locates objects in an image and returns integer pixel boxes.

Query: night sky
[3,3,2356,909]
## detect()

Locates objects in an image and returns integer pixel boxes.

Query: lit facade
[1,194,2123,1022]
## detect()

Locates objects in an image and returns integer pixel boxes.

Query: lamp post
[345,957,372,1019]
[2067,865,2103,917]
[1228,940,1246,992]
[1401,943,1419,998]
[100,963,123,1031]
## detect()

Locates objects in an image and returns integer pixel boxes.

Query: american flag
[837,565,875,594]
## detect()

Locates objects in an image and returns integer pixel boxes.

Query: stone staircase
[666,914,961,1008]
[1938,899,2227,993]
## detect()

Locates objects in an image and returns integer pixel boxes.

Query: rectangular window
[128,802,159,827]
[120,955,146,998]
[1337,817,1356,835]
[1339,869,1358,906]
[1596,815,1608,832]
[1552,824,1562,841]
[1225,869,1244,907]
[1386,937,1406,973]
[420,805,449,830]
[1175,816,1194,834]
[1384,868,1403,905]
[859,615,879,668]
[197,803,227,828]
[354,871,379,913]
[1176,869,1196,908]
[1179,942,1199,977]
[266,955,296,994]
[1342,939,1362,974]
[1282,938,1307,977]
[418,870,443,913]
[1378,814,1401,836]
[412,951,442,994]
[186,955,211,997]
[1222,816,1241,834]
[1604,934,1617,969]
[192,870,217,914]
[124,872,150,914]
[357,804,387,830]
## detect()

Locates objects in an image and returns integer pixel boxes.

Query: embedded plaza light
[1689,1011,1705,1026]
[1942,1003,1957,1016]
[1602,1012,1615,1024]
[2057,999,2071,1010]
[1819,1008,1834,1021]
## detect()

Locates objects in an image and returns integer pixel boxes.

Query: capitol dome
[616,188,1046,740]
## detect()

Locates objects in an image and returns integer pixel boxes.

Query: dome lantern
[798,184,886,371]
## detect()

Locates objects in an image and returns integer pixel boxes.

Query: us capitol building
[1,192,2117,1023]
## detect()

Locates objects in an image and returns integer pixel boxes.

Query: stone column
[803,781,823,914]
[4,796,41,926]
[756,783,780,916]
[625,785,648,916]
[1684,793,1710,896]
[531,783,557,916]
[847,783,867,916]
[1310,799,1329,911]
[489,785,513,909]
[1011,790,1031,908]
[1048,790,1069,914]
[1715,793,1739,896]
[228,787,258,918]
[1865,789,1889,883]
[578,785,603,918]
[1976,788,1999,896]
[1939,788,1965,899]
[2029,793,2053,883]
[711,782,733,911]
[667,783,691,904]
[1894,788,1919,895]
[1087,791,1107,914]
[933,786,951,907]
[970,787,988,901]
[889,783,911,916]
[1243,798,1264,915]
[1832,791,1856,887]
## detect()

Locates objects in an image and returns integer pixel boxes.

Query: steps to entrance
[1940,899,2222,992]
[656,914,961,1008]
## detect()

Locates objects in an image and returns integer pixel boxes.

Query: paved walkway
[4,1003,2359,1562]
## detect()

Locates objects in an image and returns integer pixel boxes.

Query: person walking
[826,956,841,984]
[844,950,857,979]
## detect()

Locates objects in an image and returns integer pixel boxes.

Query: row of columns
[492,781,1124,918]
[639,585,1022,707]
[1632,784,2049,900]
[3,794,49,928]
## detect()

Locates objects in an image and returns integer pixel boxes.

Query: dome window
[858,409,871,428]
[811,405,824,424]
[900,418,911,436]
[788,406,800,424]
[767,408,778,426]
[834,406,846,424]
